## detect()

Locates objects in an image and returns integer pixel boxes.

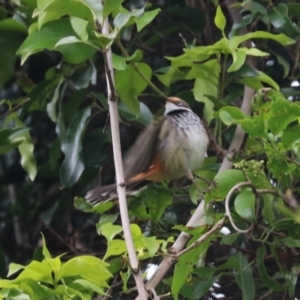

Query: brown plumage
[85,97,208,206]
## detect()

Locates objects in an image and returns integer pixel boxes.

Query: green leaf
[33,0,95,23]
[0,128,29,154]
[103,0,123,20]
[238,116,265,137]
[257,246,286,291]
[70,16,89,41]
[59,256,112,286]
[218,106,245,125]
[282,237,300,247]
[229,31,295,49]
[131,224,159,258]
[268,3,300,40]
[234,189,256,222]
[70,279,106,296]
[7,263,24,277]
[220,233,239,245]
[172,247,203,299]
[99,222,123,244]
[241,47,270,57]
[256,71,279,91]
[60,107,91,187]
[180,277,215,299]
[46,76,65,122]
[115,63,152,116]
[0,19,27,87]
[14,260,53,283]
[54,36,98,64]
[193,59,220,122]
[282,125,300,149]
[14,117,37,181]
[261,193,276,225]
[41,233,51,259]
[207,170,246,201]
[288,3,300,19]
[144,186,172,221]
[104,239,126,260]
[228,49,246,72]
[268,97,300,135]
[218,256,239,270]
[17,19,77,65]
[119,101,153,125]
[135,9,160,32]
[214,6,226,33]
[234,252,255,300]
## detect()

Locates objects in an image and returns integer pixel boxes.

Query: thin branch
[224,181,254,234]
[0,98,30,119]
[145,201,207,291]
[8,184,22,246]
[176,217,226,257]
[114,38,166,98]
[101,15,148,300]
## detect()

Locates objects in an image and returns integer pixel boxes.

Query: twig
[40,218,79,255]
[114,38,166,98]
[224,181,255,233]
[176,217,226,257]
[0,98,30,119]
[101,13,148,300]
[145,201,207,291]
[8,185,22,245]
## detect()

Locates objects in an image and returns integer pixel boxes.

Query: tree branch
[101,16,148,300]
[137,1,257,297]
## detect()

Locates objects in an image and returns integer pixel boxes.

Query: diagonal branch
[101,16,148,300]
[138,1,257,297]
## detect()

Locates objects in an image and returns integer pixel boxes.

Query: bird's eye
[177,101,182,106]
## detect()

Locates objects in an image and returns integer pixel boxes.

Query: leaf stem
[115,38,166,98]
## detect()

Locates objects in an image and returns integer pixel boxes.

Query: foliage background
[1,0,300,299]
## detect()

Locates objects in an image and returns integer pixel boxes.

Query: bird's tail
[85,181,148,206]
[85,183,118,206]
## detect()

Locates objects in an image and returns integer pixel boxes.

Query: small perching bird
[85,97,209,206]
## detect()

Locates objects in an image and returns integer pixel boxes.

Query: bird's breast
[158,111,208,179]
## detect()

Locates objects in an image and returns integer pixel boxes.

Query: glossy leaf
[115,63,152,116]
[144,186,173,221]
[282,125,300,148]
[193,59,220,122]
[60,107,91,187]
[14,117,37,181]
[214,6,226,33]
[257,246,286,291]
[234,189,256,222]
[229,31,295,49]
[234,252,255,300]
[218,106,245,125]
[135,9,161,32]
[0,128,29,154]
[33,0,95,23]
[207,170,246,201]
[268,3,300,39]
[17,19,77,65]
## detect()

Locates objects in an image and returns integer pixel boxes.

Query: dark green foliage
[1,0,300,299]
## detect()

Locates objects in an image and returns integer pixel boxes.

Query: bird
[85,96,209,206]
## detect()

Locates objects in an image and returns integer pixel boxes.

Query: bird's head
[164,97,191,115]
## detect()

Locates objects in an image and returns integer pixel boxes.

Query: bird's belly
[159,126,208,179]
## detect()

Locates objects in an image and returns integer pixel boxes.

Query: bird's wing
[123,116,166,180]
